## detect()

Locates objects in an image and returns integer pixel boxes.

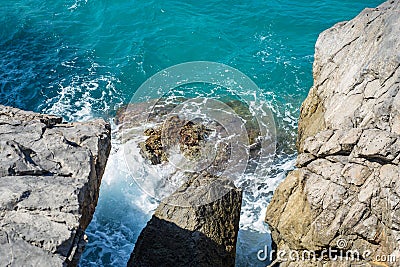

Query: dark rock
[127,172,242,267]
[139,127,165,165]
[138,116,211,165]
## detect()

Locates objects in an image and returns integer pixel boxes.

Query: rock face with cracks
[266,1,400,266]
[0,105,111,266]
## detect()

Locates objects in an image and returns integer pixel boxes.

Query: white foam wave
[41,61,123,122]
[68,0,88,11]
[81,126,157,266]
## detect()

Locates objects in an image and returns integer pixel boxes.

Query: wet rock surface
[266,1,400,266]
[0,105,111,266]
[138,116,211,165]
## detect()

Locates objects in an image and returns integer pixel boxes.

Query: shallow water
[0,0,383,266]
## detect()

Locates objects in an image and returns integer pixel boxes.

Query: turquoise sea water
[1,0,383,266]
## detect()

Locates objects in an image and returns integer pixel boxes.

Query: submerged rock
[266,1,400,266]
[127,172,242,267]
[138,116,211,165]
[116,97,262,160]
[138,127,165,165]
[0,105,111,266]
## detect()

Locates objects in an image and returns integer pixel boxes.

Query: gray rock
[127,172,242,267]
[0,105,111,266]
[266,1,400,266]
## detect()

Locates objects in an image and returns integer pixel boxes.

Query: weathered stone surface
[266,1,400,266]
[0,105,111,266]
[127,172,242,267]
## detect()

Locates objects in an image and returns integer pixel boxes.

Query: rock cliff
[0,105,111,266]
[266,0,400,266]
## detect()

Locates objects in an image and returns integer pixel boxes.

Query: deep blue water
[0,0,383,266]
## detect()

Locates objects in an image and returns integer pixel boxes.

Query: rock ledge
[0,105,111,266]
